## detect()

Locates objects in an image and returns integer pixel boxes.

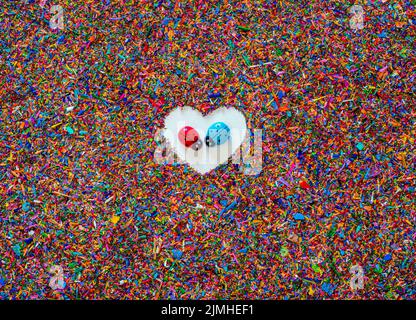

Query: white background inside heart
[163,107,247,174]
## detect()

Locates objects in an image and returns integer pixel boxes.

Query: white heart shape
[163,106,247,174]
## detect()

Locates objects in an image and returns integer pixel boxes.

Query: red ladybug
[178,126,200,148]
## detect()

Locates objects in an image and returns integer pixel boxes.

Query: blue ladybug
[205,122,231,147]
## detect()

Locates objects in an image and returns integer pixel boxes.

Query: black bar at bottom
[0,300,413,318]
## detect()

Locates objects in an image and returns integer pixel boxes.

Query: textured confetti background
[0,0,415,299]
